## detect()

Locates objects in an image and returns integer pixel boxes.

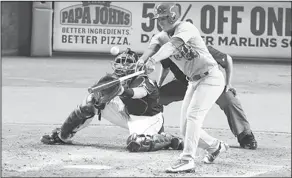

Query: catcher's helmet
[112,48,138,77]
[152,3,180,24]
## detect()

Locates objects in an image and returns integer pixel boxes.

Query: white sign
[53,1,138,52]
[53,2,291,59]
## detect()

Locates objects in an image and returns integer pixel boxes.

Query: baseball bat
[88,70,145,93]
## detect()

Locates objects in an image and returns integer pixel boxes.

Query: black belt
[186,71,209,81]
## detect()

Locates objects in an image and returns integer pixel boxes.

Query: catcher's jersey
[120,76,163,116]
[150,21,217,78]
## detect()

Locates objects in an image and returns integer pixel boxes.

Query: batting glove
[135,58,145,72]
[144,57,156,74]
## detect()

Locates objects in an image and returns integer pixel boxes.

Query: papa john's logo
[60,2,132,27]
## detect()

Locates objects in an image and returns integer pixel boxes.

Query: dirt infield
[2,124,291,177]
[2,57,291,177]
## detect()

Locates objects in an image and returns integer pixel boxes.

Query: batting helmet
[152,3,181,24]
[112,48,138,77]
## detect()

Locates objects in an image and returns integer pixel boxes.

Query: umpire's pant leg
[215,91,252,137]
[159,80,187,106]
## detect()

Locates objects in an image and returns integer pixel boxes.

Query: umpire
[158,46,258,150]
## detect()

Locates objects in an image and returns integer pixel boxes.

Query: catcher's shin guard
[58,104,96,142]
[126,133,183,152]
[41,128,66,144]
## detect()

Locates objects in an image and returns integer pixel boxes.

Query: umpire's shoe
[203,140,229,164]
[166,159,195,173]
[238,132,257,150]
[41,128,67,145]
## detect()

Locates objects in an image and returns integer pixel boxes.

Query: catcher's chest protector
[120,76,163,116]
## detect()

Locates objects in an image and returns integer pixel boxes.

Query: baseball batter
[157,46,258,150]
[138,3,229,173]
[41,49,183,152]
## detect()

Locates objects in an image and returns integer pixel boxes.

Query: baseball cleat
[203,141,229,164]
[239,132,257,150]
[40,128,66,145]
[166,159,195,173]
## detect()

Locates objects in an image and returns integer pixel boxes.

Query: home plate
[64,165,112,170]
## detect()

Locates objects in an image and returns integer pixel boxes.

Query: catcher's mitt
[90,73,122,104]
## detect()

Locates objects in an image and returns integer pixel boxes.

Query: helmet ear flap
[168,4,179,24]
[168,16,175,24]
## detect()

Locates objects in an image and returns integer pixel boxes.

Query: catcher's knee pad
[126,133,177,152]
[126,133,151,152]
[59,104,95,141]
[151,133,172,151]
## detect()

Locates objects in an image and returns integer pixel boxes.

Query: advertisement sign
[53,2,291,59]
[53,1,140,53]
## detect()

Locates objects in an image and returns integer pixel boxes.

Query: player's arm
[119,86,147,99]
[119,76,155,99]
[150,38,183,63]
[139,33,162,63]
[157,65,170,87]
[149,23,196,63]
[157,58,172,87]
[207,46,233,91]
[224,54,233,90]
[139,44,160,62]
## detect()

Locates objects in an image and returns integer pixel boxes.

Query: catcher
[40,48,183,152]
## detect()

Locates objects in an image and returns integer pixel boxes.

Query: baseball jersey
[161,46,228,84]
[150,21,217,78]
[120,76,163,116]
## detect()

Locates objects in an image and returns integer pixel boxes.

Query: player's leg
[127,113,164,135]
[215,90,257,149]
[99,96,183,152]
[179,82,195,139]
[99,96,130,129]
[180,70,225,160]
[41,94,99,144]
[159,79,187,106]
[199,129,229,164]
[126,132,183,152]
[167,67,225,173]
[126,112,183,152]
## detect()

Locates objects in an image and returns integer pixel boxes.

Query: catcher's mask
[112,48,138,77]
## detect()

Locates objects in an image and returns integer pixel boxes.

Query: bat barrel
[88,70,145,94]
[88,79,120,93]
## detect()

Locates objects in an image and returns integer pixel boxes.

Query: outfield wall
[1,1,291,61]
[1,2,32,56]
[52,2,291,60]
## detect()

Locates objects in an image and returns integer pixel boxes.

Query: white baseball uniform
[149,21,225,160]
